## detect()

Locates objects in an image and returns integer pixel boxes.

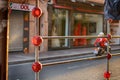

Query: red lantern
[32,61,42,72]
[107,34,112,40]
[104,71,111,79]
[32,36,43,46]
[32,7,42,17]
[107,53,112,60]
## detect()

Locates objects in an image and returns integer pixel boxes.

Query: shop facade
[9,0,36,53]
[8,0,105,53]
[48,0,105,50]
[8,0,120,53]
[9,0,49,53]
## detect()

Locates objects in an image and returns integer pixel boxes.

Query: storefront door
[9,11,23,51]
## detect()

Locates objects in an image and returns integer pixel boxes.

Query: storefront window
[49,8,104,48]
[50,9,69,48]
[72,13,103,46]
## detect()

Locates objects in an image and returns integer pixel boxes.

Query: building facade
[48,0,105,50]
[9,0,36,53]
[9,0,49,53]
[9,0,120,53]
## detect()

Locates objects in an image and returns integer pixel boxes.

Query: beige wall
[29,0,48,53]
[29,13,36,53]
[29,1,35,53]
[39,0,48,52]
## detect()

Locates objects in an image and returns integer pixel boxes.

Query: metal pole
[6,1,10,80]
[42,36,107,39]
[107,21,110,80]
[42,53,120,66]
[41,35,120,39]
[35,0,40,80]
[35,46,39,80]
[0,1,8,80]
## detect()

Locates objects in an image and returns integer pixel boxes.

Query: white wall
[110,22,120,44]
[87,14,103,44]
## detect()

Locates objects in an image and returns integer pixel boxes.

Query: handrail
[41,35,119,39]
[42,53,120,66]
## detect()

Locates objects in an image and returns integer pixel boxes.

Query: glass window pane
[50,9,69,48]
[72,13,103,46]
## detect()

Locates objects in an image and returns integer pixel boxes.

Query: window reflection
[51,9,69,48]
[72,13,103,46]
[49,8,103,48]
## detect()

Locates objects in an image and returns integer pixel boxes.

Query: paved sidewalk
[8,45,120,63]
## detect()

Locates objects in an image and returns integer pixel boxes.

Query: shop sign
[10,2,35,11]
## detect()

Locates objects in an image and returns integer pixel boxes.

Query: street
[0,0,119,80]
[9,55,120,80]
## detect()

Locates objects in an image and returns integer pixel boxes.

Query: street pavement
[8,45,120,63]
[9,55,120,80]
[8,45,120,80]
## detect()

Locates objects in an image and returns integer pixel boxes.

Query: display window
[50,9,69,48]
[71,13,103,46]
[49,8,104,49]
